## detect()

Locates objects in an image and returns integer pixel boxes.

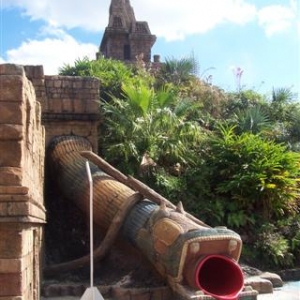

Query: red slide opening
[186,255,244,300]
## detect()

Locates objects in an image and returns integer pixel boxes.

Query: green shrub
[59,56,135,101]
[187,124,300,231]
[254,223,294,269]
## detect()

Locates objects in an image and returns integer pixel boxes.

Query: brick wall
[0,224,43,300]
[24,66,101,151]
[0,64,45,300]
[0,63,101,300]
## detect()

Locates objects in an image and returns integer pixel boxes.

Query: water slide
[45,135,246,300]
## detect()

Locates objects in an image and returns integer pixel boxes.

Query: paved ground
[41,295,113,300]
[41,296,113,300]
[258,281,300,300]
[42,282,300,300]
[42,292,299,300]
[42,298,80,300]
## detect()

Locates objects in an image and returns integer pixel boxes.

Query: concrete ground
[41,295,114,300]
[42,289,300,300]
[42,298,116,300]
[42,281,300,300]
[42,298,80,300]
[258,281,300,300]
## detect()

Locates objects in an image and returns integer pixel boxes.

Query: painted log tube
[47,135,244,299]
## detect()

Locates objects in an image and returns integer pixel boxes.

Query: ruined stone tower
[98,0,156,62]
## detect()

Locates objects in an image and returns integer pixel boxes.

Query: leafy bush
[59,56,134,101]
[221,89,266,119]
[187,124,300,231]
[254,223,295,269]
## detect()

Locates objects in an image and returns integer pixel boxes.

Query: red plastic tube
[186,255,244,300]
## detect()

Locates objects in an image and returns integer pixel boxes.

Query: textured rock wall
[0,64,45,222]
[0,64,45,300]
[0,224,43,300]
[0,63,100,300]
[24,66,101,151]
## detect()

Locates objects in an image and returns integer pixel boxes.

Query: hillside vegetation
[60,56,300,270]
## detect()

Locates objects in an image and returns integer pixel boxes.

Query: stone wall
[0,63,101,300]
[24,66,100,151]
[0,64,46,300]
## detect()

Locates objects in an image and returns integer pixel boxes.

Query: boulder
[245,276,273,294]
[260,272,283,288]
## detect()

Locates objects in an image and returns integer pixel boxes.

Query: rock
[245,276,273,294]
[242,265,262,277]
[0,63,24,75]
[279,268,300,281]
[260,272,283,288]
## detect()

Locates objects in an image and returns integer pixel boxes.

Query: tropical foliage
[59,56,134,101]
[59,56,300,270]
[194,125,300,226]
[100,82,204,173]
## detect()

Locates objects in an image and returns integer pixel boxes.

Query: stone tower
[98,0,156,62]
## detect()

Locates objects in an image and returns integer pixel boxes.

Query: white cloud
[2,0,298,41]
[257,3,297,37]
[2,0,111,31]
[0,2,296,93]
[5,30,98,74]
[132,0,257,41]
[3,0,257,41]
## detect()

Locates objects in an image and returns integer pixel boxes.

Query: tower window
[113,16,123,28]
[136,23,147,33]
[124,44,131,60]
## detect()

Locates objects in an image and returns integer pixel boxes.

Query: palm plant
[287,108,300,151]
[100,82,204,173]
[222,89,266,119]
[265,87,300,146]
[269,87,296,123]
[159,56,198,86]
[233,106,271,135]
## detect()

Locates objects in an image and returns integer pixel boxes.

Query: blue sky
[0,0,299,97]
